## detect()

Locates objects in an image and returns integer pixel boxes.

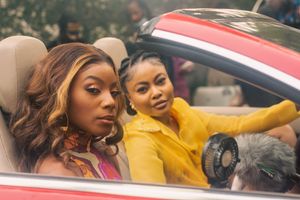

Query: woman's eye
[111,90,121,98]
[157,77,166,85]
[137,86,148,94]
[86,87,100,95]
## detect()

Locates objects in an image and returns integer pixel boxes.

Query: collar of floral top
[64,132,92,152]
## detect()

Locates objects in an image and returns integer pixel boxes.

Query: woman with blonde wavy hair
[10,43,125,179]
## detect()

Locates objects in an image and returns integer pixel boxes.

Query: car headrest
[0,36,47,113]
[93,37,128,70]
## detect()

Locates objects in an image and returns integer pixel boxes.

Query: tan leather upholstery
[193,85,242,106]
[0,36,47,172]
[93,37,128,70]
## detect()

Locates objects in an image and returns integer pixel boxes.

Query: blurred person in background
[125,0,152,55]
[47,13,86,50]
[266,124,297,148]
[126,0,152,41]
[258,0,300,28]
[171,57,195,103]
[288,136,300,193]
[258,0,289,19]
[232,133,296,193]
[235,80,283,107]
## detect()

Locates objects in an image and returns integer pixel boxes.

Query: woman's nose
[101,92,116,109]
[151,86,162,99]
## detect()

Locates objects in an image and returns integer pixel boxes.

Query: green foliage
[0,0,257,44]
[0,0,130,44]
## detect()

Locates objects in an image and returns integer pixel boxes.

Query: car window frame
[136,34,300,105]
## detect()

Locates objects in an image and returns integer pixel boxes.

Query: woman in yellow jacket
[118,51,300,188]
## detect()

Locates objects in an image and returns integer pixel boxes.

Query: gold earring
[60,113,69,132]
[130,102,135,110]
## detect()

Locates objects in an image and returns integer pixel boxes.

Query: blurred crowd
[258,0,300,28]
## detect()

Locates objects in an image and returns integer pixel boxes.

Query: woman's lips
[153,100,168,109]
[95,115,115,125]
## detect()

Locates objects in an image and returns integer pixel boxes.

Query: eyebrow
[135,81,148,86]
[154,73,165,81]
[84,75,117,88]
[134,73,165,88]
[84,75,104,83]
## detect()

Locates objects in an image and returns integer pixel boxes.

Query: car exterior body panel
[1,172,300,200]
[149,10,300,79]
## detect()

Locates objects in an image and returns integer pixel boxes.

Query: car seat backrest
[93,37,128,70]
[0,36,47,172]
[193,85,242,106]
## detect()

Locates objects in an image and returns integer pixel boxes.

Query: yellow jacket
[123,98,299,187]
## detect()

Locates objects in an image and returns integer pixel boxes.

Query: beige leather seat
[0,36,47,172]
[93,37,128,70]
[193,85,242,106]
[93,37,131,180]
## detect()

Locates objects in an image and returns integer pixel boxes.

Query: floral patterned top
[64,133,121,180]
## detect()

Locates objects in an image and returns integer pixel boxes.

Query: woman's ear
[231,175,244,191]
[125,96,136,116]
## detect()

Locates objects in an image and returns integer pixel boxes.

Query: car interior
[0,36,48,172]
[0,35,300,189]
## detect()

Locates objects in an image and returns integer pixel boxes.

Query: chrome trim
[0,173,299,200]
[152,30,300,91]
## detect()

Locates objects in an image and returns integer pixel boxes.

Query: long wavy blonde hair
[10,43,125,172]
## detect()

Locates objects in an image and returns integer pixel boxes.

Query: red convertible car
[0,8,300,199]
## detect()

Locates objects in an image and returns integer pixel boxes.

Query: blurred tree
[0,0,130,43]
[0,0,257,44]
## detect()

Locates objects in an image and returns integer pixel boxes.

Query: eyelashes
[86,87,121,98]
[111,90,121,98]
[136,86,148,94]
[157,77,166,85]
[86,87,100,94]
